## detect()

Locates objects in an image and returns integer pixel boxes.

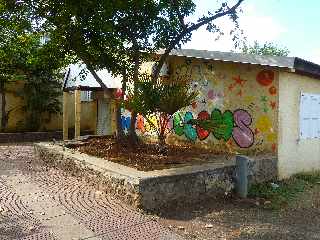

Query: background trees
[0,2,68,131]
[242,40,290,57]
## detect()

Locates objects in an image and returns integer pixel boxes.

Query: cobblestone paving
[0,144,183,240]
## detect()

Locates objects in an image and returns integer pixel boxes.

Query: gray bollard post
[235,155,249,198]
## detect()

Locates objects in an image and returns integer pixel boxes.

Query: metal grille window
[300,92,320,139]
[81,91,93,102]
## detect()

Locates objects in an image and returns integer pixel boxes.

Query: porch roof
[63,64,122,92]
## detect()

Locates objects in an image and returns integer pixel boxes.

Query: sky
[182,0,320,64]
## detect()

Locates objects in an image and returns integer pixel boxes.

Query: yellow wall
[4,80,26,131]
[44,92,97,132]
[278,72,320,178]
[0,81,96,133]
[126,56,280,155]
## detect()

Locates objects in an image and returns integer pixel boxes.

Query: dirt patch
[157,189,320,240]
[67,136,233,171]
[158,182,320,240]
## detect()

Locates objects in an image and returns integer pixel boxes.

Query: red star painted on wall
[270,101,276,110]
[228,83,235,91]
[227,138,233,146]
[232,75,247,87]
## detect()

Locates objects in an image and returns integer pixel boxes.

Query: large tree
[7,0,244,139]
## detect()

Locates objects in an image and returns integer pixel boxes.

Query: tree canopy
[15,0,244,81]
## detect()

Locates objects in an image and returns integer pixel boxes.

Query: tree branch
[171,0,187,30]
[85,63,107,89]
[152,0,244,81]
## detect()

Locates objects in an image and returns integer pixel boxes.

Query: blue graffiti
[184,112,197,141]
[121,116,131,131]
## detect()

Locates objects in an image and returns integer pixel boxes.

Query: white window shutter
[300,92,320,139]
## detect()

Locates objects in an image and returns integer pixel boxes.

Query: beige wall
[278,72,320,178]
[1,81,97,133]
[56,92,97,132]
[4,80,26,131]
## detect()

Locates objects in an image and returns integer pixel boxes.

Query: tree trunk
[129,44,140,143]
[116,104,123,139]
[158,134,166,146]
[116,71,128,139]
[158,113,169,148]
[157,133,168,155]
[0,80,7,132]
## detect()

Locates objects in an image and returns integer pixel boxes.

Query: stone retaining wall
[34,142,277,212]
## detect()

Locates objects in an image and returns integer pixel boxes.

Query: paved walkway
[0,144,183,240]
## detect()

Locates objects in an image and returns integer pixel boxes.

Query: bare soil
[158,188,320,240]
[68,136,232,171]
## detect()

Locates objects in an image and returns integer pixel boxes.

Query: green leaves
[0,5,67,131]
[127,76,197,117]
[242,41,290,57]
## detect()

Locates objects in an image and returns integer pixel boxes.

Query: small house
[124,49,320,179]
[63,64,121,139]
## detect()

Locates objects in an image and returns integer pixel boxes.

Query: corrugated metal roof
[165,49,296,69]
[64,50,320,90]
[63,64,122,90]
[161,49,320,79]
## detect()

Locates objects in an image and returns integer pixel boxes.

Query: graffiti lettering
[196,111,210,140]
[173,113,184,136]
[121,116,131,132]
[211,109,234,141]
[232,109,254,148]
[173,108,254,148]
[136,114,145,133]
[184,112,197,141]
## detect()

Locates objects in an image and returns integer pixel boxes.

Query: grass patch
[248,171,320,210]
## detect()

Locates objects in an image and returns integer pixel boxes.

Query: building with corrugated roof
[121,49,320,178]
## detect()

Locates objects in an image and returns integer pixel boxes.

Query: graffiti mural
[120,58,278,153]
[172,108,254,148]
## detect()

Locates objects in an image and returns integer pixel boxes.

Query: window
[299,92,320,139]
[81,91,93,102]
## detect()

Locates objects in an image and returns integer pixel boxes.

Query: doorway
[96,98,112,135]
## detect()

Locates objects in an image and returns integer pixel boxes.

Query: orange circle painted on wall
[269,86,277,95]
[256,70,274,86]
